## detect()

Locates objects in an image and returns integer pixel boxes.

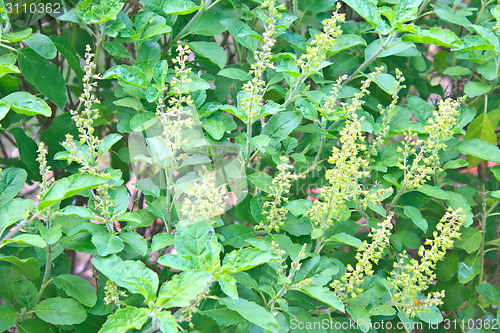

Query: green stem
[416,0,431,18]
[162,0,216,58]
[292,0,299,32]
[1,207,48,242]
[479,200,498,284]
[344,33,394,86]
[386,183,407,212]
[39,245,53,298]
[94,24,105,73]
[245,122,253,163]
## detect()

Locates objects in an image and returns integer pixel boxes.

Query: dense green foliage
[1,0,500,332]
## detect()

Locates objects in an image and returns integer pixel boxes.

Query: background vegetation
[1,0,500,332]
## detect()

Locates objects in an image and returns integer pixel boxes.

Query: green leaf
[330,233,363,248]
[98,133,122,157]
[416,304,443,324]
[464,81,491,98]
[221,18,258,51]
[163,0,203,15]
[346,305,371,333]
[152,233,175,251]
[13,280,39,309]
[103,41,131,58]
[458,262,476,284]
[9,127,40,180]
[202,119,225,140]
[464,109,500,167]
[18,48,67,108]
[92,255,159,302]
[25,33,57,59]
[372,73,398,94]
[295,98,317,121]
[34,297,86,325]
[219,298,279,333]
[300,286,345,312]
[38,174,108,210]
[59,206,95,219]
[141,24,172,40]
[98,306,149,333]
[158,254,200,271]
[189,41,226,69]
[219,274,238,299]
[221,247,280,274]
[157,270,212,308]
[83,0,124,24]
[403,206,428,232]
[120,232,148,256]
[155,310,178,333]
[299,0,336,12]
[102,65,149,88]
[0,305,16,332]
[0,101,9,121]
[53,274,97,307]
[342,0,380,27]
[3,28,32,43]
[198,307,244,326]
[220,224,256,248]
[476,282,500,305]
[284,199,312,217]
[328,34,366,54]
[453,139,500,164]
[262,111,302,143]
[50,35,84,81]
[217,68,251,81]
[394,0,424,23]
[403,26,461,48]
[247,172,273,193]
[0,198,33,238]
[0,168,27,206]
[443,66,473,76]
[407,95,434,124]
[6,234,46,248]
[0,255,40,280]
[2,92,51,117]
[455,227,482,254]
[175,221,216,259]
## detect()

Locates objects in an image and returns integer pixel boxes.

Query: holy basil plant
[1,0,500,332]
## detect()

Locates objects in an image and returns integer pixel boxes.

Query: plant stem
[94,24,105,73]
[245,122,253,163]
[162,0,215,58]
[267,244,306,310]
[344,33,394,85]
[479,197,498,284]
[39,245,53,298]
[416,0,431,18]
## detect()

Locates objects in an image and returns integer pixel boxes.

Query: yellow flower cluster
[296,3,345,77]
[371,68,406,154]
[397,97,465,189]
[36,142,52,202]
[389,208,464,317]
[331,212,394,299]
[306,70,390,228]
[104,280,127,308]
[241,0,283,125]
[256,156,301,232]
[62,45,102,175]
[181,167,228,223]
[156,45,195,164]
